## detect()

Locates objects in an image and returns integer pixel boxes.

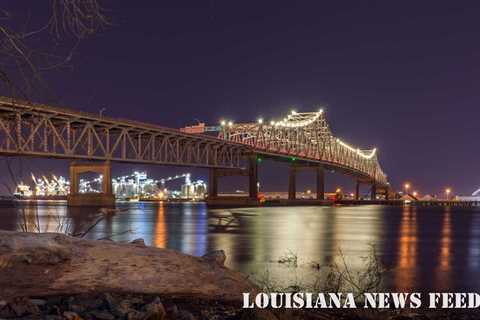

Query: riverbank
[1,231,480,319]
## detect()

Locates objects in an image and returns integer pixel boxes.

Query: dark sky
[2,1,480,196]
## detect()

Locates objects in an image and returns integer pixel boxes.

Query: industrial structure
[14,171,206,201]
[0,97,388,206]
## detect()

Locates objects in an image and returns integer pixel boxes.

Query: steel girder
[0,97,245,169]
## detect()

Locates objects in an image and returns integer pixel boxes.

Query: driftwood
[0,231,257,301]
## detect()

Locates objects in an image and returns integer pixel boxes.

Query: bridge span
[0,97,389,206]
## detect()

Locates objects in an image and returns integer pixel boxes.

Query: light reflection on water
[2,202,480,291]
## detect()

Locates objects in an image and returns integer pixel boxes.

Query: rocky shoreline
[1,231,480,320]
[3,293,480,320]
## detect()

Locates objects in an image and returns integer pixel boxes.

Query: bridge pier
[206,154,259,207]
[316,166,325,200]
[370,183,377,200]
[355,180,360,200]
[208,169,219,198]
[67,161,115,207]
[288,164,325,201]
[248,155,258,199]
[288,166,296,200]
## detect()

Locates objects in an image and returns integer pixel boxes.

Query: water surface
[1,202,479,292]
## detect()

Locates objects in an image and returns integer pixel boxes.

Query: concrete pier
[67,161,115,207]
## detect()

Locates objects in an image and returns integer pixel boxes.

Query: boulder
[0,231,258,301]
[201,250,227,266]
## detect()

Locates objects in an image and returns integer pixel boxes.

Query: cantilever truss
[218,110,388,185]
[0,97,245,169]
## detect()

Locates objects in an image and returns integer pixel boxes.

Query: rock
[178,309,196,320]
[0,231,257,301]
[143,297,166,320]
[90,310,115,320]
[127,310,146,320]
[166,304,179,319]
[29,298,47,306]
[241,309,279,320]
[9,297,40,316]
[64,311,82,320]
[130,238,146,247]
[201,250,226,266]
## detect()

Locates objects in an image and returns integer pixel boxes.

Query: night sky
[2,1,480,196]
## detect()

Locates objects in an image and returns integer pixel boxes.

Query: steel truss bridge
[0,96,244,169]
[218,109,387,186]
[0,97,388,204]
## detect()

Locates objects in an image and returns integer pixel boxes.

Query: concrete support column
[371,183,377,200]
[355,180,360,200]
[208,168,218,198]
[69,161,79,194]
[288,165,296,200]
[68,161,115,207]
[316,166,324,200]
[102,160,112,194]
[248,155,258,199]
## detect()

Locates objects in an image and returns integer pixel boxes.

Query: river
[1,201,478,292]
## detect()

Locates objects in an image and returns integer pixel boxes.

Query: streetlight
[445,188,451,200]
[404,183,410,195]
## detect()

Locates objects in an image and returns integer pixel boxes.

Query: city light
[404,183,410,192]
[228,121,233,127]
[445,188,452,200]
[413,191,418,197]
[220,120,226,126]
[257,118,263,124]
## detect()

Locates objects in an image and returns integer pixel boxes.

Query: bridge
[0,96,389,206]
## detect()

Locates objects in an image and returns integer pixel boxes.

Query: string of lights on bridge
[220,109,378,160]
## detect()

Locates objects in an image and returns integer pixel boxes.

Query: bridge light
[220,120,226,126]
[228,121,233,127]
[258,118,263,124]
[291,110,297,115]
[319,108,323,113]
[270,121,275,125]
